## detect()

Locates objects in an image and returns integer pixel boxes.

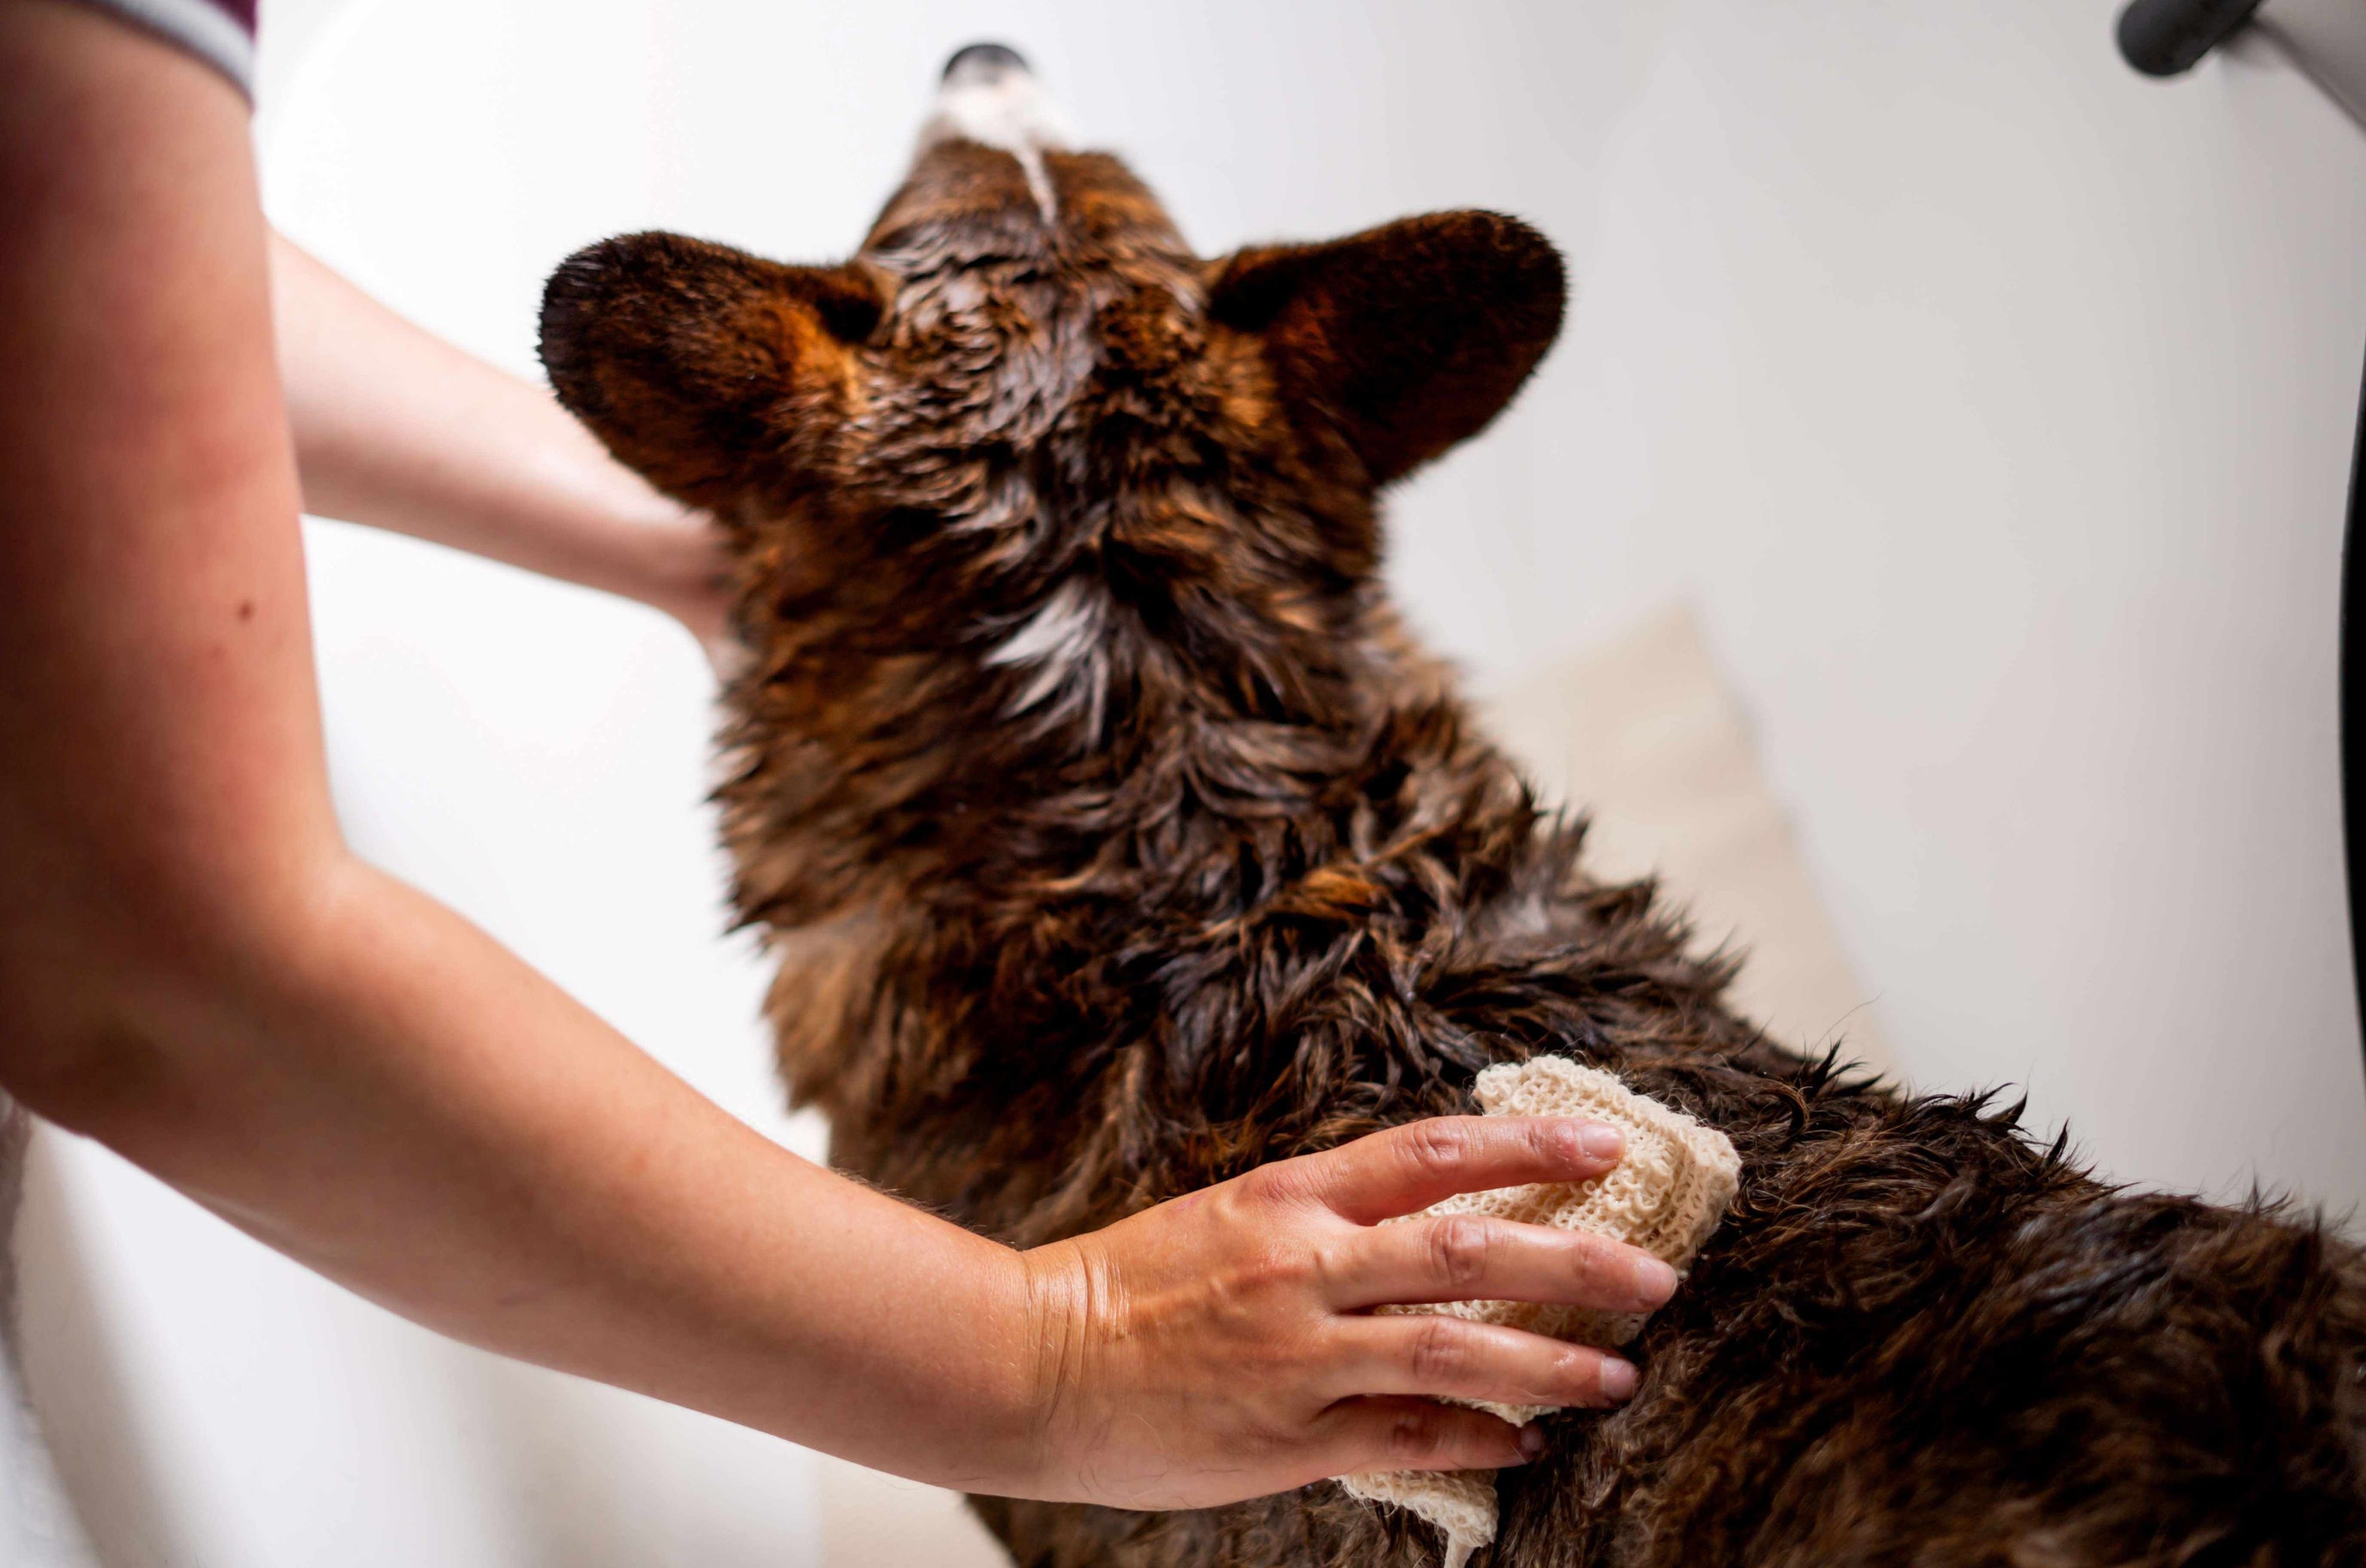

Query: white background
[21,2,2366,1563]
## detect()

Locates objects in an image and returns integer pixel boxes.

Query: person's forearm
[267,233,730,641]
[2,5,1036,1489]
[32,846,1049,1491]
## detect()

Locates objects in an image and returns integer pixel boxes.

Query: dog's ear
[539,232,885,509]
[1208,211,1565,487]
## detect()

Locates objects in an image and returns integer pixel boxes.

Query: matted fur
[542,110,2366,1567]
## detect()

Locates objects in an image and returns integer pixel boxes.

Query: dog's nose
[942,43,1030,84]
[920,39,1072,185]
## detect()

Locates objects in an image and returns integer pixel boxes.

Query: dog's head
[540,45,1562,752]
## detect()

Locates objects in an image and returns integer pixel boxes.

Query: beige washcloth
[1339,1057,1742,1568]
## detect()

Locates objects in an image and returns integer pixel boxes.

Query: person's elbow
[0,822,352,1141]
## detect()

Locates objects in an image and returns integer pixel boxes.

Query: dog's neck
[718,567,1497,943]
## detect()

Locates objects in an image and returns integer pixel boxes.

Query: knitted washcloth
[1338,1056,1741,1568]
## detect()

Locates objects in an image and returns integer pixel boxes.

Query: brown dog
[539,45,2366,1568]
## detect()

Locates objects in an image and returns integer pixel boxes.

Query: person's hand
[627,503,743,677]
[1010,1116,1681,1510]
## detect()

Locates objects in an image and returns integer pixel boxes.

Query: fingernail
[1632,1256,1679,1308]
[1517,1424,1548,1461]
[1579,1124,1624,1162]
[1599,1358,1640,1402]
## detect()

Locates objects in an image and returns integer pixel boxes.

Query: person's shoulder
[62,0,256,100]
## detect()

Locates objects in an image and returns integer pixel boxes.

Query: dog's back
[539,48,2366,1566]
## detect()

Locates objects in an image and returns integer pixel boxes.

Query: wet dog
[539,46,2366,1567]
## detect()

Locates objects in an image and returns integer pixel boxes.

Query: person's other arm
[268,230,733,650]
[0,0,1675,1510]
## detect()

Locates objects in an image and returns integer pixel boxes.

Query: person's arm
[0,0,1675,1510]
[267,229,733,651]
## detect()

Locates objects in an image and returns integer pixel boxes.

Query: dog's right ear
[1207,212,1564,488]
[539,233,884,509]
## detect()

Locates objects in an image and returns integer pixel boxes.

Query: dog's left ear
[1209,211,1565,487]
[539,231,886,510]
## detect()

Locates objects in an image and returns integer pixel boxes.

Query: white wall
[1535,5,2366,1210]
[21,2,2366,1564]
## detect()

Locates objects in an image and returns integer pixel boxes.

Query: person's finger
[1307,1396,1543,1478]
[1323,1212,1679,1314]
[1326,1312,1639,1410]
[699,628,752,683]
[1256,1116,1625,1224]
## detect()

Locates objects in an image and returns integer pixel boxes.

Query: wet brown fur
[541,130,2366,1567]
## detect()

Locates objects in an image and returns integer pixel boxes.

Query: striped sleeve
[64,0,257,99]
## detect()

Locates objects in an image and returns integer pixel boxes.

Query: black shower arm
[2119,0,2366,128]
